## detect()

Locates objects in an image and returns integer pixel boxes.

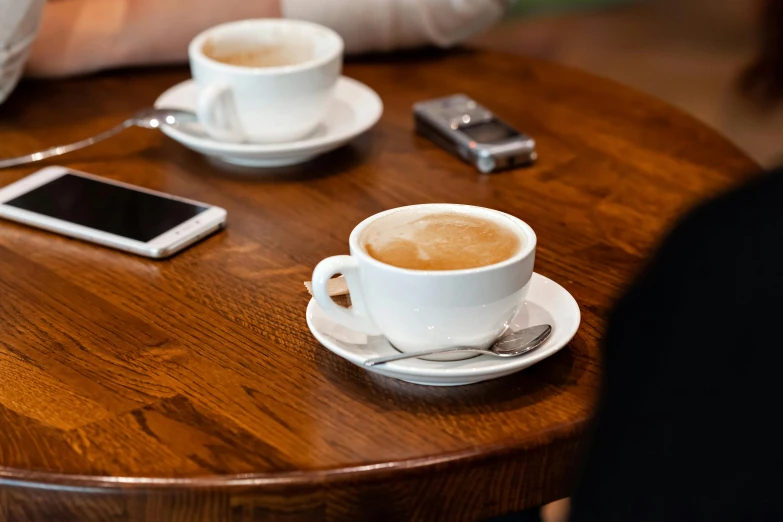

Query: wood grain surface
[0,49,758,521]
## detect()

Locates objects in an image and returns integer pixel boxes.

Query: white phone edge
[0,166,227,259]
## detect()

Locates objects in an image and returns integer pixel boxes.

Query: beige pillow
[282,0,507,54]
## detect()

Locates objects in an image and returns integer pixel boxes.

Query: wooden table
[0,50,757,522]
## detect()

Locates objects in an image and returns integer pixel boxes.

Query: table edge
[0,418,587,491]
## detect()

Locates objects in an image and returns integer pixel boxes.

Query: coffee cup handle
[312,256,382,336]
[196,83,246,143]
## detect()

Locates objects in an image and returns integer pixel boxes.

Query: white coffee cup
[188,19,343,144]
[311,204,537,361]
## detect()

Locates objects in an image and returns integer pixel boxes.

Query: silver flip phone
[414,94,536,173]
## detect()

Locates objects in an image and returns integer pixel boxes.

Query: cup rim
[188,18,344,75]
[348,204,537,276]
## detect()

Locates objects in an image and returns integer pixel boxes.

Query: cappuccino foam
[362,211,522,271]
[202,41,313,68]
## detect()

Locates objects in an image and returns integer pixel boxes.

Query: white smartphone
[0,166,227,259]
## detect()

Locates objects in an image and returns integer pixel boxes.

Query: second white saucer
[153,76,383,167]
[306,272,581,386]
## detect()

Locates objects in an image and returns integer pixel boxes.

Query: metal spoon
[364,324,552,367]
[0,108,198,169]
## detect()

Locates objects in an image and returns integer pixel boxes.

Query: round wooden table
[0,50,757,522]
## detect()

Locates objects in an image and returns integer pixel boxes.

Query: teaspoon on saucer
[364,324,552,367]
[0,108,197,169]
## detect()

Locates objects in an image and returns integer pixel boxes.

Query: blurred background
[471,0,781,167]
[5,0,780,170]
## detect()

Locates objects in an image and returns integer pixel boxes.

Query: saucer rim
[153,76,383,153]
[306,272,581,379]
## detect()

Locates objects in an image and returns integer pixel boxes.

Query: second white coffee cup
[189,19,343,143]
[312,204,537,361]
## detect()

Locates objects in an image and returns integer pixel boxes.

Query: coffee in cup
[201,41,314,68]
[362,211,522,271]
[189,19,343,143]
[311,204,536,361]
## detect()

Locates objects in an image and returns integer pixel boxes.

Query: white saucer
[306,273,581,386]
[153,76,383,167]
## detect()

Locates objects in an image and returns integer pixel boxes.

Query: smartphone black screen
[5,173,207,242]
